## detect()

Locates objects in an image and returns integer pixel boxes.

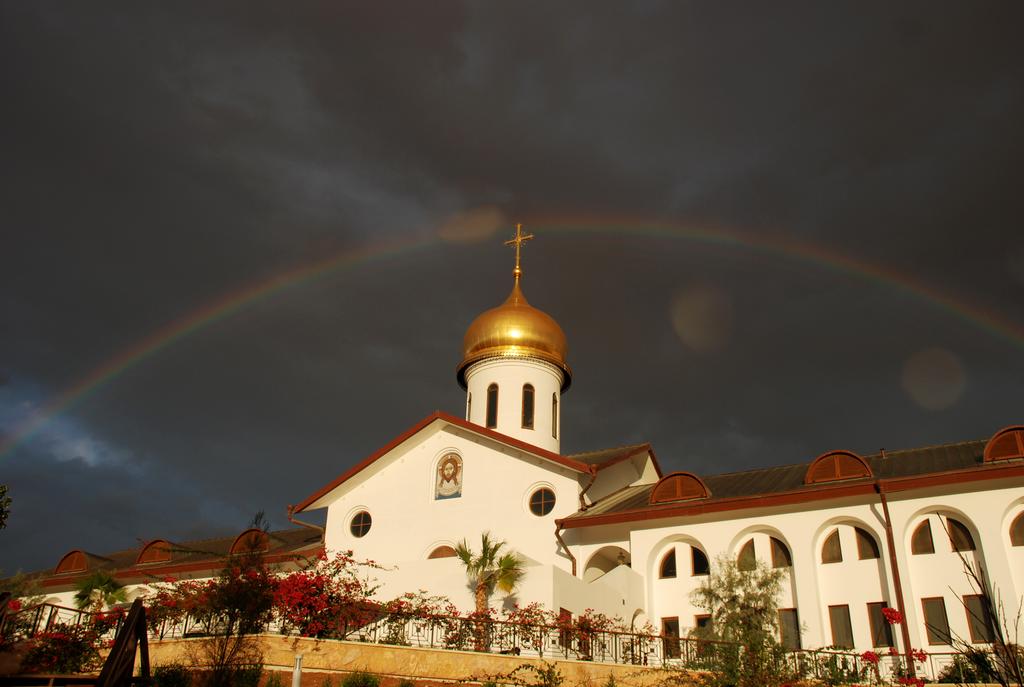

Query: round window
[350,511,372,537]
[529,488,555,516]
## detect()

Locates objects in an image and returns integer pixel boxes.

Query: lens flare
[670,285,734,353]
[438,206,506,244]
[901,347,967,411]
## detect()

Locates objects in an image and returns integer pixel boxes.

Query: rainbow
[2,218,1020,459]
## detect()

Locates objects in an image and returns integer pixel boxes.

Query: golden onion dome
[457,277,572,391]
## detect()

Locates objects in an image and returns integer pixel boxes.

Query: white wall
[322,422,583,612]
[464,357,564,453]
[567,480,1024,653]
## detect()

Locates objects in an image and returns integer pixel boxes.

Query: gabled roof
[292,411,599,513]
[566,442,663,477]
[563,438,1024,528]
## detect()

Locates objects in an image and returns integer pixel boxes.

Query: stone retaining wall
[147,635,681,687]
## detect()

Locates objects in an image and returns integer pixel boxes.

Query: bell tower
[456,225,571,453]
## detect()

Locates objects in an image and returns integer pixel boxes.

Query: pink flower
[7,599,21,612]
[912,648,928,663]
[888,646,900,656]
[861,650,880,665]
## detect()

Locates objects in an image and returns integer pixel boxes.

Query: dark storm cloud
[2,1,1023,572]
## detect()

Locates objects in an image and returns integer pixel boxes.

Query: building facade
[26,229,1024,660]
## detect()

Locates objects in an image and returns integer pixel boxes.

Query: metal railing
[0,603,123,642]
[1,602,996,680]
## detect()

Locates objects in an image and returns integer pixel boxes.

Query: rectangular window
[921,597,952,645]
[779,609,801,650]
[867,602,895,647]
[829,605,854,649]
[662,617,680,659]
[964,595,995,643]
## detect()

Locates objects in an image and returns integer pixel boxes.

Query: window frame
[964,594,995,644]
[659,548,678,579]
[350,511,372,538]
[737,539,756,571]
[691,546,710,576]
[770,537,792,568]
[822,529,843,564]
[779,608,801,650]
[866,602,895,647]
[828,604,854,649]
[921,596,952,646]
[855,527,881,560]
[528,487,556,516]
[485,383,499,429]
[911,519,935,555]
[521,384,535,429]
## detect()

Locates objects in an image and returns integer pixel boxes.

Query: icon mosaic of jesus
[435,453,462,499]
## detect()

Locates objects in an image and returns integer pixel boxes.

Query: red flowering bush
[503,602,556,651]
[861,650,880,665]
[272,550,380,639]
[881,607,903,625]
[22,623,102,674]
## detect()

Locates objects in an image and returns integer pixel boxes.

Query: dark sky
[2,1,1023,575]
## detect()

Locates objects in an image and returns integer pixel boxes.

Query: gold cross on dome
[504,223,534,278]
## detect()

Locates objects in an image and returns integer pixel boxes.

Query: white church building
[29,228,1024,658]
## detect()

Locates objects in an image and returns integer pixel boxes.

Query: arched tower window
[822,530,842,563]
[659,549,677,578]
[1010,512,1024,547]
[855,527,880,559]
[522,384,535,429]
[946,518,975,552]
[737,539,755,571]
[911,520,934,555]
[551,393,558,439]
[466,393,472,421]
[486,384,498,429]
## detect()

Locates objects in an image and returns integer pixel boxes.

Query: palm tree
[455,532,525,614]
[73,570,128,613]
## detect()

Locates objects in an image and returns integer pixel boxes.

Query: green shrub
[319,676,336,687]
[232,664,263,687]
[264,672,286,687]
[153,663,193,687]
[342,671,380,687]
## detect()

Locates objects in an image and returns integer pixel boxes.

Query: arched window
[947,518,975,552]
[466,393,472,421]
[770,537,792,568]
[428,546,457,559]
[691,547,710,576]
[1011,512,1024,547]
[551,393,558,439]
[660,549,677,578]
[737,539,755,571]
[822,530,842,563]
[486,384,498,429]
[522,384,535,429]
[911,520,935,555]
[855,528,880,560]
